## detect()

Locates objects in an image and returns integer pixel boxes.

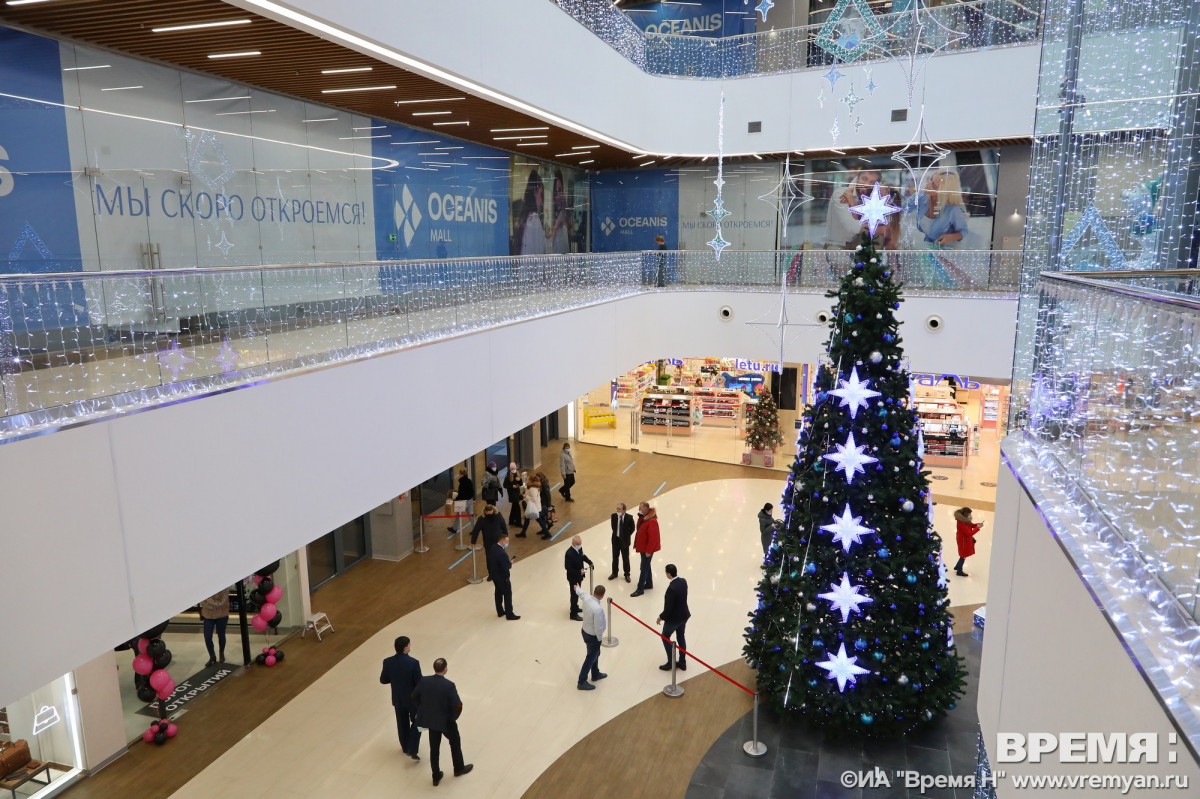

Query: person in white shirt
[574,584,607,690]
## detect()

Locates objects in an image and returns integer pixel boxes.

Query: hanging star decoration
[158,341,194,381]
[214,230,235,256]
[841,83,864,114]
[819,572,874,622]
[757,155,813,238]
[890,107,950,203]
[886,0,966,107]
[745,269,826,370]
[849,182,901,237]
[755,0,774,22]
[864,65,877,95]
[816,87,826,108]
[823,431,879,483]
[815,0,885,63]
[214,338,239,372]
[1059,203,1127,269]
[828,367,881,419]
[707,92,731,261]
[824,62,845,90]
[829,116,841,144]
[819,504,874,551]
[815,643,870,692]
[184,129,236,190]
[853,116,863,132]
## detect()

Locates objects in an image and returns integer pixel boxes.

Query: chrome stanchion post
[743,693,767,757]
[415,516,429,554]
[663,642,684,698]
[601,597,619,648]
[454,515,469,552]
[467,544,484,585]
[588,564,594,594]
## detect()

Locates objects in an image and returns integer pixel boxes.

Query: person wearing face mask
[487,533,520,620]
[503,463,524,528]
[559,442,577,502]
[564,535,594,621]
[630,501,661,597]
[473,504,505,558]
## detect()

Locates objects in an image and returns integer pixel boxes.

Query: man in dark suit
[411,658,473,786]
[379,636,422,760]
[608,503,635,582]
[487,533,520,620]
[564,534,594,621]
[656,563,690,671]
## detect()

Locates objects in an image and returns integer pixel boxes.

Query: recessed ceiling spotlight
[152,19,251,33]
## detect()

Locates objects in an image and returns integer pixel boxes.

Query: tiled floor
[685,631,985,799]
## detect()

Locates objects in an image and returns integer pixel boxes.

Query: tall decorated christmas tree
[744,225,964,737]
[745,388,785,452]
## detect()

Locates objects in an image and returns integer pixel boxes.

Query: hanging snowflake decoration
[864,65,877,95]
[819,504,874,551]
[756,0,775,22]
[824,62,845,90]
[815,0,886,63]
[849,182,901,237]
[757,155,813,239]
[830,116,841,145]
[817,87,826,108]
[214,338,239,372]
[841,84,864,115]
[887,0,966,107]
[1060,204,1127,269]
[890,106,951,200]
[828,367,881,419]
[853,116,864,132]
[707,92,731,261]
[158,341,194,381]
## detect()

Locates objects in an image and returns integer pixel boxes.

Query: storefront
[0,675,85,798]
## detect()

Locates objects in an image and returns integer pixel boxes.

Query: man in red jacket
[631,501,661,597]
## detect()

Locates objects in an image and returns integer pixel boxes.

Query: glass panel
[340,518,366,567]
[306,532,337,589]
[1,672,83,792]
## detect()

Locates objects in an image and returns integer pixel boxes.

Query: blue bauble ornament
[873,651,884,660]
[877,408,887,417]
[805,562,817,574]
[877,547,889,557]
[921,641,930,649]
[813,638,825,647]
[906,574,917,584]
[854,637,867,650]
[861,714,874,724]
[845,313,854,323]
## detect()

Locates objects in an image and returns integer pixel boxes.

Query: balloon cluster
[128,620,178,744]
[141,719,178,745]
[244,561,285,666]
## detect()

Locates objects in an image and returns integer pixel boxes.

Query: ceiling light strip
[321,85,397,94]
[394,97,466,104]
[207,51,261,59]
[321,66,372,74]
[152,19,251,33]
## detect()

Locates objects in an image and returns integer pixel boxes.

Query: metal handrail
[1040,271,1200,311]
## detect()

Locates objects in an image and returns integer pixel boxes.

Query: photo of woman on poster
[826,169,880,248]
[548,170,573,254]
[917,170,969,249]
[516,170,547,255]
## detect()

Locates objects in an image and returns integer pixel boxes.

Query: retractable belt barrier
[416,513,474,554]
[609,600,767,758]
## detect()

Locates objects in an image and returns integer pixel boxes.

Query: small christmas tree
[745,389,785,452]
[744,229,964,737]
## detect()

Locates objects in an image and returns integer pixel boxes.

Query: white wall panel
[234,0,1039,156]
[0,288,1013,708]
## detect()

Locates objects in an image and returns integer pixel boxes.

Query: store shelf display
[640,394,695,435]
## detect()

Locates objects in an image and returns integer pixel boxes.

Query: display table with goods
[691,387,743,427]
[914,388,970,467]
[0,740,52,798]
[582,406,617,428]
[616,366,654,407]
[640,393,694,435]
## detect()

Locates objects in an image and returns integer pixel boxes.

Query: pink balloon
[262,646,272,655]
[253,575,263,584]
[156,687,172,701]
[132,655,154,675]
[162,679,175,695]
[251,615,268,632]
[137,638,149,655]
[264,586,282,604]
[264,655,276,667]
[142,728,156,743]
[149,669,170,691]
[259,603,277,621]
[165,724,178,738]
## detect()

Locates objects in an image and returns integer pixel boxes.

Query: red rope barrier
[609,600,755,696]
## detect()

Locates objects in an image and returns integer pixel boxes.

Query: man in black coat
[487,533,520,620]
[379,636,422,759]
[411,658,473,786]
[503,464,524,527]
[473,504,506,552]
[564,534,594,621]
[656,563,691,670]
[608,503,635,582]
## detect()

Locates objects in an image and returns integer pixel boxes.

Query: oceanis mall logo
[393,184,423,247]
[0,144,14,198]
[601,217,616,236]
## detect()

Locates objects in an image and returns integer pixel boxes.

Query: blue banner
[0,28,88,331]
[591,170,678,254]
[625,1,750,37]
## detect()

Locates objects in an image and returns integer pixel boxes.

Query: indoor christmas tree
[745,388,785,452]
[744,227,964,737]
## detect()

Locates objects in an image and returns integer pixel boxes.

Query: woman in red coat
[631,502,661,597]
[953,507,983,577]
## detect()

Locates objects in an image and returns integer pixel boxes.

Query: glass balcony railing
[551,0,1041,79]
[0,249,1018,440]
[1006,269,1200,747]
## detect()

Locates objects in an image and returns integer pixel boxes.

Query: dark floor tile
[815,777,863,799]
[863,737,909,771]
[904,722,949,751]
[778,721,826,754]
[862,777,910,799]
[722,763,776,799]
[816,743,867,783]
[902,745,955,799]
[685,783,726,799]
[692,758,728,789]
[772,747,819,794]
